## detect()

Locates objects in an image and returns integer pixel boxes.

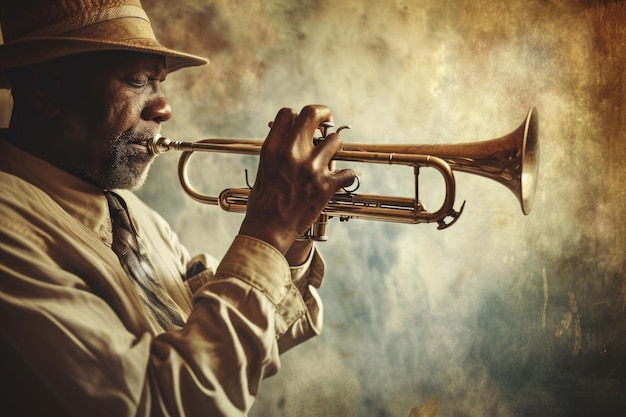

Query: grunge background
[2,0,625,416]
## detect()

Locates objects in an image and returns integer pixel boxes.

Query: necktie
[104,191,185,331]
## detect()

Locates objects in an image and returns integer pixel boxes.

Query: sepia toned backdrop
[2,0,625,416]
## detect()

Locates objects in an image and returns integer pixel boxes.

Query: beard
[73,128,157,191]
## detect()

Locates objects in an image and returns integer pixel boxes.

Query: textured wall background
[141,0,626,416]
[2,0,625,416]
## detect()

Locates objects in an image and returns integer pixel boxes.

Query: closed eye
[127,76,166,89]
[127,78,149,88]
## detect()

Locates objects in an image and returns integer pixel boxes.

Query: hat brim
[0,37,209,89]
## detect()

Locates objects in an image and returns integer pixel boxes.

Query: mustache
[112,128,158,147]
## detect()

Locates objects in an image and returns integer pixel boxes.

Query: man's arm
[0,225,313,416]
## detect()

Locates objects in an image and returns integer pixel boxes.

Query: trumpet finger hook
[314,124,352,145]
[437,201,466,230]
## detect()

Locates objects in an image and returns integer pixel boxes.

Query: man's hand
[239,105,356,256]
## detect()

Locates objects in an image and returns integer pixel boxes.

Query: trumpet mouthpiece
[147,134,173,155]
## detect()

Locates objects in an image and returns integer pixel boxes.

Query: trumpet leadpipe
[148,135,263,155]
[148,135,450,168]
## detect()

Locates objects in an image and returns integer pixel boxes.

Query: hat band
[18,5,150,40]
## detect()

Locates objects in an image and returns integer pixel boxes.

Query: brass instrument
[146,107,539,241]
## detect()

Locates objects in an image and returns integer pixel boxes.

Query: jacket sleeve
[184,238,326,354]
[145,235,324,416]
[0,214,324,417]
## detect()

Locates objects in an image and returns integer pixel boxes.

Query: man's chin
[119,161,153,191]
[97,159,154,191]
[127,167,150,191]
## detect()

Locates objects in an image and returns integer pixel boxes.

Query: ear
[29,64,63,118]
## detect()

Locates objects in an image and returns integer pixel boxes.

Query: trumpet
[146,107,539,241]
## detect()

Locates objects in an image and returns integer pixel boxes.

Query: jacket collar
[0,134,113,243]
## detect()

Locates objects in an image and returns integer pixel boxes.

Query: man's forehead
[112,52,167,75]
[62,50,167,74]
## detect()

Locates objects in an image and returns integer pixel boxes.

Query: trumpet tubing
[147,107,539,240]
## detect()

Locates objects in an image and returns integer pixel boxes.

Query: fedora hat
[0,0,208,89]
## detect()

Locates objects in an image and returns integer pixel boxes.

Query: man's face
[57,51,171,190]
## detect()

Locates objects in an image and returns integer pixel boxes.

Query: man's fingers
[313,131,342,160]
[265,105,331,151]
[268,107,296,136]
[331,168,358,191]
[314,132,357,190]
[291,105,333,142]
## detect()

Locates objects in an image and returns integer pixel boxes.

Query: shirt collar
[0,135,113,243]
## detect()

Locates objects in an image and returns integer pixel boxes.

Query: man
[0,0,355,416]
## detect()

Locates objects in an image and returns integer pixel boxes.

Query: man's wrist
[239,217,295,255]
[285,240,314,266]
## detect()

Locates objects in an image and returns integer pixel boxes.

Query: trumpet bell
[451,106,539,215]
[348,107,539,215]
[438,106,539,215]
[519,108,540,214]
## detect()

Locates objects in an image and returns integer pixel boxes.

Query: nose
[142,92,172,123]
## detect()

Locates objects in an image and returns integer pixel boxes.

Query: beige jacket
[0,137,325,416]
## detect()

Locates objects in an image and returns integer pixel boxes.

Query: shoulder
[0,169,56,209]
[0,170,59,221]
[0,171,60,249]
